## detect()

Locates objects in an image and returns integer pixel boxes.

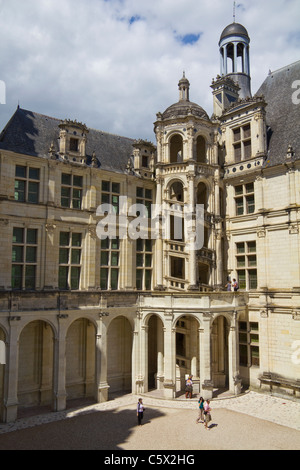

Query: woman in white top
[137,398,145,426]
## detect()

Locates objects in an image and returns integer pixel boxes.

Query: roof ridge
[269,60,300,76]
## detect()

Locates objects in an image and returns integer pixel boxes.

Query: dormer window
[70,138,79,152]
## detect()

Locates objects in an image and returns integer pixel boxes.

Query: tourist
[185,375,193,399]
[137,398,145,426]
[225,280,232,291]
[232,279,239,291]
[203,399,212,429]
[196,396,204,423]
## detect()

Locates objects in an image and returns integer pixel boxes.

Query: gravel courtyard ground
[0,391,299,451]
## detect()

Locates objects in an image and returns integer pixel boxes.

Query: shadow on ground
[0,406,164,450]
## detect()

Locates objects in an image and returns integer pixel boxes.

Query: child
[137,398,145,426]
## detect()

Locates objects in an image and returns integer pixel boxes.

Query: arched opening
[196,182,208,209]
[175,315,200,396]
[107,316,132,397]
[66,318,96,403]
[147,315,164,390]
[169,181,184,242]
[170,134,183,163]
[196,136,206,163]
[0,328,6,422]
[18,321,54,412]
[211,315,229,394]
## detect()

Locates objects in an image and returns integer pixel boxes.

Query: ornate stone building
[0,21,299,422]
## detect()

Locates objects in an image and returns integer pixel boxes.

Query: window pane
[101,251,109,266]
[244,140,251,159]
[102,181,110,192]
[246,195,255,214]
[73,175,82,187]
[145,239,152,252]
[111,252,119,266]
[136,253,144,267]
[72,233,82,247]
[236,242,245,254]
[101,238,109,250]
[145,254,152,267]
[59,248,69,264]
[249,269,257,289]
[112,182,120,194]
[145,189,152,200]
[239,344,248,366]
[13,228,24,243]
[136,239,143,252]
[29,168,40,180]
[239,332,247,343]
[246,183,254,193]
[248,255,257,267]
[111,269,118,290]
[136,269,143,290]
[235,185,243,196]
[26,246,36,263]
[71,249,81,264]
[100,268,108,290]
[61,187,71,207]
[70,267,80,289]
[111,238,119,250]
[145,270,151,290]
[239,321,247,331]
[136,187,144,198]
[14,180,25,201]
[236,198,244,215]
[25,265,36,290]
[237,270,246,289]
[27,229,37,245]
[251,346,259,366]
[233,128,241,142]
[12,246,23,262]
[16,166,26,178]
[112,195,119,214]
[247,241,256,253]
[70,138,79,152]
[62,173,71,185]
[250,322,259,331]
[28,182,39,203]
[237,256,245,268]
[101,193,110,204]
[60,232,70,246]
[250,334,259,343]
[234,143,241,161]
[59,266,68,289]
[12,265,22,289]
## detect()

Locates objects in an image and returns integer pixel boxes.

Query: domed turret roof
[219,22,249,43]
[162,101,209,120]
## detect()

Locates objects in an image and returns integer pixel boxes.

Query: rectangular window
[239,321,259,367]
[12,227,38,290]
[59,232,82,290]
[136,186,152,218]
[233,123,252,162]
[14,165,40,204]
[136,239,152,290]
[234,183,255,216]
[236,241,257,290]
[61,173,83,209]
[170,256,185,280]
[100,238,120,290]
[101,181,120,214]
[69,138,79,152]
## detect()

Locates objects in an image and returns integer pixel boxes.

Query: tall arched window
[170,134,183,163]
[196,136,206,163]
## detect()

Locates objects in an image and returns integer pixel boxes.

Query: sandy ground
[0,402,299,451]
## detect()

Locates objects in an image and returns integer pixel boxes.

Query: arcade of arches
[0,295,245,422]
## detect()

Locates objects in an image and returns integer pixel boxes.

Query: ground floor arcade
[0,291,248,422]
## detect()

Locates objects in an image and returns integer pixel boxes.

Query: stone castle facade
[0,21,299,422]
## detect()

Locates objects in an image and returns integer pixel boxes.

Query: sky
[0,0,299,142]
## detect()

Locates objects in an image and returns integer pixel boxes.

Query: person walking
[137,398,145,426]
[203,399,212,430]
[232,278,239,291]
[185,375,193,399]
[225,280,232,291]
[196,396,204,423]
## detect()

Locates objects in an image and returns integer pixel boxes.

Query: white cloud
[0,0,299,141]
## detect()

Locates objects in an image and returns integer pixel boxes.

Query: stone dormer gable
[58,119,89,163]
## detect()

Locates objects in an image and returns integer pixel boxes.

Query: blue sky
[0,0,299,141]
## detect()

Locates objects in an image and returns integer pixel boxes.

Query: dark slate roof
[255,60,300,168]
[0,107,135,173]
